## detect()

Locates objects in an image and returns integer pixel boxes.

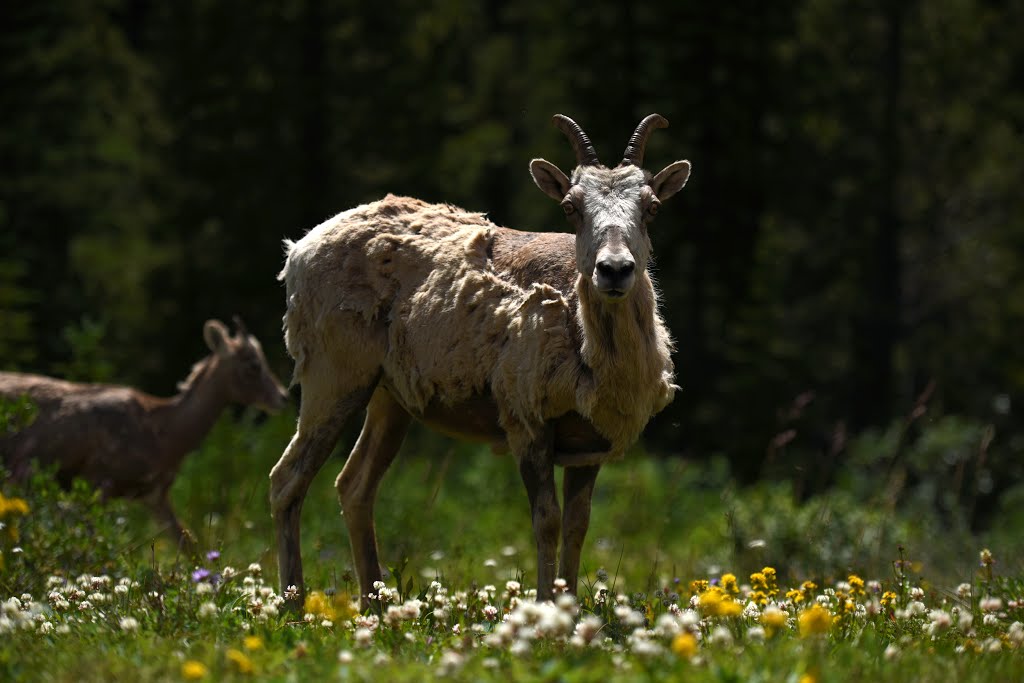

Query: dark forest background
[3,1,1024,520]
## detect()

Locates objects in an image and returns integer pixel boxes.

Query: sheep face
[530,115,691,304]
[204,319,290,412]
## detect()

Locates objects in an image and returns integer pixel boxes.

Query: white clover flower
[980,596,1002,612]
[354,614,379,631]
[78,601,93,612]
[654,613,681,638]
[437,649,465,675]
[985,637,1002,653]
[321,619,333,628]
[509,639,531,657]
[907,601,926,617]
[505,580,521,596]
[338,649,354,664]
[384,606,403,628]
[747,625,766,642]
[114,584,129,595]
[710,625,733,646]
[199,602,218,618]
[195,582,213,595]
[1008,621,1023,647]
[959,612,974,631]
[867,580,882,594]
[956,583,972,599]
[677,609,701,629]
[742,601,761,618]
[483,558,497,568]
[39,621,54,634]
[884,644,900,660]
[46,577,66,589]
[222,566,237,580]
[927,610,952,635]
[630,637,664,658]
[984,614,999,627]
[119,617,140,632]
[552,578,568,594]
[354,627,373,648]
[910,586,925,600]
[247,563,262,576]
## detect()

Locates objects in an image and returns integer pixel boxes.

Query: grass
[1,407,1023,681]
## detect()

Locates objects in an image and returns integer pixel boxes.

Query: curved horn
[620,114,669,167]
[552,114,600,167]
[232,314,249,336]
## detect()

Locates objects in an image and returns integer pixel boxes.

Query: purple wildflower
[192,568,211,583]
[206,550,221,562]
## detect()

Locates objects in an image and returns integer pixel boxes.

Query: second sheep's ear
[530,159,571,201]
[203,319,231,354]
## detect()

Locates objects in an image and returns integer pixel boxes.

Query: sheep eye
[561,199,575,215]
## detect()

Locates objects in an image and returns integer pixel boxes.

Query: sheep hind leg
[558,464,600,595]
[335,388,411,608]
[517,428,560,600]
[270,383,376,611]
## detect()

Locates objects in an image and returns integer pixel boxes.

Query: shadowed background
[2,1,1024,526]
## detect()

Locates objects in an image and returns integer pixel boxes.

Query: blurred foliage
[1,0,1023,514]
[0,467,134,597]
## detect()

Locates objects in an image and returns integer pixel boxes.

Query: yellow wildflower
[848,574,865,596]
[181,660,208,680]
[0,493,29,517]
[243,635,264,651]
[690,579,709,595]
[750,567,779,605]
[799,674,818,683]
[762,606,788,635]
[672,632,699,658]
[880,591,898,609]
[720,573,739,595]
[799,604,831,637]
[304,591,357,623]
[0,493,29,543]
[786,588,805,604]
[226,648,254,674]
[699,587,743,617]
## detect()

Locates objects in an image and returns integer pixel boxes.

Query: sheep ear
[530,159,571,201]
[651,160,691,202]
[203,319,231,353]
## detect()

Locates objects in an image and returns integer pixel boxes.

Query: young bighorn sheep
[0,318,289,545]
[271,114,691,606]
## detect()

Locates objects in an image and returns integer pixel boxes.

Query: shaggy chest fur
[283,195,676,460]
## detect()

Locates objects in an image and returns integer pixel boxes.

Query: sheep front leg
[150,492,196,552]
[559,464,600,595]
[517,428,560,599]
[270,386,374,611]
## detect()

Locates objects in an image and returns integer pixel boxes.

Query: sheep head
[530,114,691,303]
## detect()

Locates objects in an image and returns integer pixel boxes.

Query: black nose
[596,257,635,280]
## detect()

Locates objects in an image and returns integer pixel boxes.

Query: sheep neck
[574,270,672,410]
[156,354,232,467]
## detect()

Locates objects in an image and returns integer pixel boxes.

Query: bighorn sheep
[271,114,691,606]
[0,318,289,545]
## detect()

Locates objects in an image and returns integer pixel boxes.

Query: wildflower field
[2,409,1023,682]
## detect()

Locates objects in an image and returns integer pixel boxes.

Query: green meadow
[2,408,1022,681]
